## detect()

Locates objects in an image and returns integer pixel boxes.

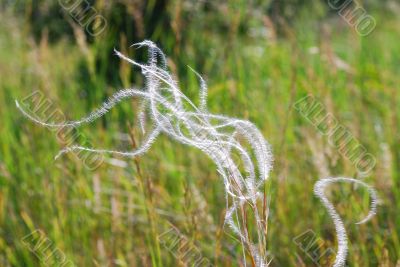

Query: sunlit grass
[0,3,399,266]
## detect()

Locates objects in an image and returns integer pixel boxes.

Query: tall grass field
[0,1,399,266]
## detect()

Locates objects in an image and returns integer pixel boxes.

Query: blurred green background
[0,0,399,266]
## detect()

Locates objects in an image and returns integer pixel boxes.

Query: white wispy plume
[314,177,377,267]
[16,40,378,267]
[16,40,274,266]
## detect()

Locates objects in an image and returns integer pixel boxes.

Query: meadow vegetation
[0,1,399,266]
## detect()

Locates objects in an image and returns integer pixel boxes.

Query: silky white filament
[314,177,377,267]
